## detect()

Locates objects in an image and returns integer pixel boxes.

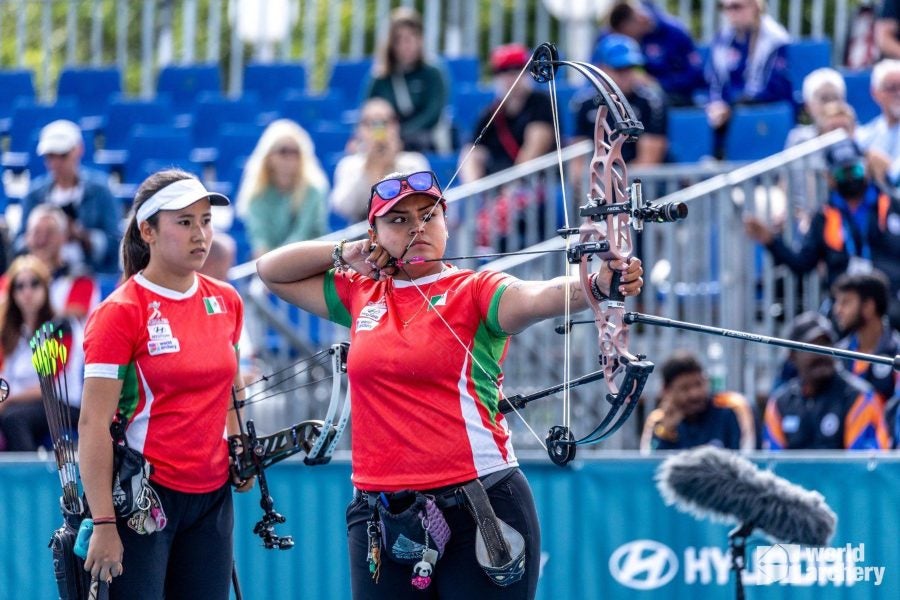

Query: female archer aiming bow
[257,169,643,598]
[78,169,253,598]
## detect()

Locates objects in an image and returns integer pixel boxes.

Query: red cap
[490,43,530,73]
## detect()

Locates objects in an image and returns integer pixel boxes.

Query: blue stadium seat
[0,69,36,134]
[443,56,480,87]
[156,64,222,114]
[191,93,261,157]
[57,66,122,131]
[724,102,795,161]
[7,99,80,153]
[244,62,306,109]
[424,153,458,187]
[99,97,176,159]
[228,217,252,265]
[786,39,832,105]
[667,107,713,162]
[309,123,352,159]
[2,99,81,171]
[278,90,348,128]
[328,58,373,106]
[212,123,265,193]
[450,84,494,145]
[842,69,880,124]
[95,97,175,173]
[123,126,196,184]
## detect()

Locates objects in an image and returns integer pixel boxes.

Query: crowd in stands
[0,1,899,452]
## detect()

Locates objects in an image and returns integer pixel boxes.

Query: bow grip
[607,267,624,303]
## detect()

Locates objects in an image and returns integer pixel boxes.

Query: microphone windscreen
[655,446,836,546]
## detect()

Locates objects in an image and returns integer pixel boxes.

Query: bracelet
[589,272,609,301]
[331,239,349,271]
[92,516,117,524]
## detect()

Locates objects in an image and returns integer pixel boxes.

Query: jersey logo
[204,296,226,315]
[147,300,162,322]
[356,299,387,332]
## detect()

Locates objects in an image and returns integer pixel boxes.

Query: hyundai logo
[609,540,678,590]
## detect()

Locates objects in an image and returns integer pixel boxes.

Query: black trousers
[347,469,541,600]
[110,481,234,600]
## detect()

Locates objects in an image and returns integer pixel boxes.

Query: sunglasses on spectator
[273,146,300,157]
[719,2,749,10]
[832,163,865,182]
[13,278,42,292]
[44,151,72,160]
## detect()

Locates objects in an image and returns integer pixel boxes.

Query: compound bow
[392,43,687,466]
[228,342,350,549]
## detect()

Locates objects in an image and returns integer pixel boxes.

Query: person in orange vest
[745,138,900,330]
[640,350,756,452]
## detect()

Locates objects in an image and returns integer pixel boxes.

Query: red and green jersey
[325,266,518,491]
[83,273,242,493]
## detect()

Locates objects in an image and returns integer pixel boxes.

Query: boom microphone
[655,446,836,546]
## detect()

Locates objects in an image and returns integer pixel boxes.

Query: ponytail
[121,169,197,279]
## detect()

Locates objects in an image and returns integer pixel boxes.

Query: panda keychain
[411,549,438,590]
[411,515,439,589]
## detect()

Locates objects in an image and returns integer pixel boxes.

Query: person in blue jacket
[606,0,705,107]
[18,120,121,273]
[703,0,794,157]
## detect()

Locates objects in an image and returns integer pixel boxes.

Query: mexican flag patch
[204,296,226,315]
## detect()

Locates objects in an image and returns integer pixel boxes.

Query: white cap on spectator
[37,120,83,156]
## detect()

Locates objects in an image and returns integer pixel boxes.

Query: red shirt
[83,273,242,493]
[325,266,519,491]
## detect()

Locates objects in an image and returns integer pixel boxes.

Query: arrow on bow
[228,342,350,549]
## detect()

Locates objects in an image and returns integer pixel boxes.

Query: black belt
[355,467,516,510]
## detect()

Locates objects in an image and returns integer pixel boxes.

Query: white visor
[136,178,230,224]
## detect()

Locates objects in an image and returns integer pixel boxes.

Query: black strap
[460,478,512,568]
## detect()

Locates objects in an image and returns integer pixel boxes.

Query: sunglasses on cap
[368,171,444,222]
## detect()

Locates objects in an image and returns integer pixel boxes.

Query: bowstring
[390,54,592,451]
[545,65,574,436]
[398,264,547,450]
[398,59,539,263]
[232,349,336,408]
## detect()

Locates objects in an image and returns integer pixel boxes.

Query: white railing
[232,129,848,450]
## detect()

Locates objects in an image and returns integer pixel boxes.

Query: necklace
[398,270,445,328]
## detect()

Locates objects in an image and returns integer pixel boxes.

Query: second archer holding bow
[257,169,643,599]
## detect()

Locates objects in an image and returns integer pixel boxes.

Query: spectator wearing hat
[572,33,668,167]
[763,311,890,450]
[703,0,793,157]
[460,43,557,253]
[459,43,555,183]
[745,138,900,329]
[18,120,121,274]
[606,0,704,107]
